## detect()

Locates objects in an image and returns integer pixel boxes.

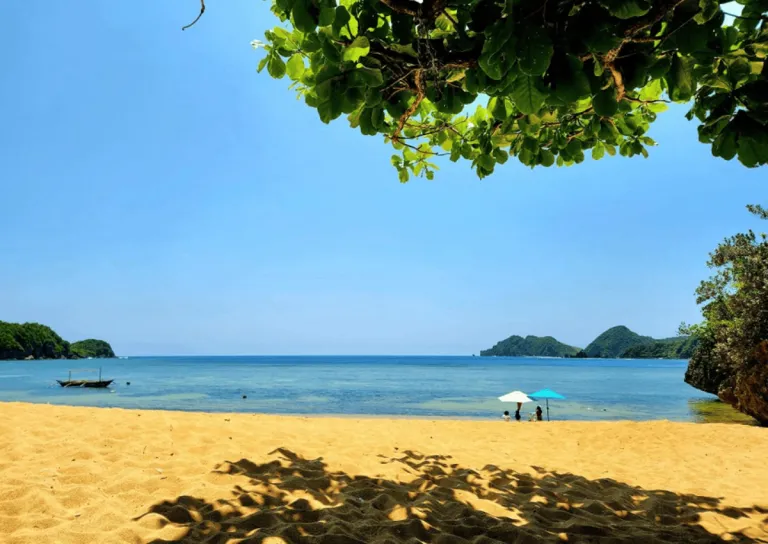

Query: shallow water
[0,355,752,423]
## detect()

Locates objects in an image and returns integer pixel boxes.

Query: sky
[1,0,765,356]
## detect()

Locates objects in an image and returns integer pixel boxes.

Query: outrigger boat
[57,367,113,388]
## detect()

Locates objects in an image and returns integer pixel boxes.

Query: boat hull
[57,380,113,388]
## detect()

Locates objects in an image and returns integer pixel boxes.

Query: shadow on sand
[138,448,767,543]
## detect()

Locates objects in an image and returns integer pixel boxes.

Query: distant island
[481,325,699,359]
[480,335,580,357]
[0,321,116,361]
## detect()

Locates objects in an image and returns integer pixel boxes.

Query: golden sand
[1,402,766,544]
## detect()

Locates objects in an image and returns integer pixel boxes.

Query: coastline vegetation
[0,321,116,361]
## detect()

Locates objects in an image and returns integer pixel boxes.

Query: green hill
[0,321,116,361]
[480,335,580,357]
[481,326,699,360]
[70,339,116,359]
[621,336,700,359]
[583,326,655,358]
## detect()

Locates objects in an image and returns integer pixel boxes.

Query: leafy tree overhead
[221,0,768,180]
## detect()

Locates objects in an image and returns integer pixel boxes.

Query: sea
[0,355,752,423]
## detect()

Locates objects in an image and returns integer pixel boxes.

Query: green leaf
[694,0,720,24]
[489,97,509,120]
[478,18,516,80]
[292,0,317,33]
[728,58,751,87]
[356,107,372,134]
[712,129,738,160]
[593,56,605,76]
[364,87,382,106]
[317,93,343,123]
[343,37,370,62]
[592,143,605,160]
[667,54,696,101]
[275,0,296,16]
[321,36,342,63]
[450,145,461,162]
[552,55,591,102]
[477,154,495,170]
[511,76,547,114]
[286,54,305,79]
[599,0,651,19]
[267,53,286,79]
[483,17,516,55]
[493,148,509,164]
[257,56,269,73]
[479,52,504,80]
[648,57,671,79]
[465,69,479,93]
[302,33,322,53]
[539,149,555,166]
[737,132,768,167]
[398,167,409,183]
[370,107,384,129]
[516,26,553,76]
[599,119,620,143]
[638,79,663,101]
[593,88,619,117]
[332,6,351,38]
[319,6,336,26]
[355,67,384,87]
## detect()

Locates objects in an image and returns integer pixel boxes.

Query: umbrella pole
[547,399,550,421]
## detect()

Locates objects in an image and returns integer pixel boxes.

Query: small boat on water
[57,367,113,388]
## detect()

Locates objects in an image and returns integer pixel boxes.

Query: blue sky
[1,0,764,355]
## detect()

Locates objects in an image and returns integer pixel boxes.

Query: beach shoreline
[1,401,766,543]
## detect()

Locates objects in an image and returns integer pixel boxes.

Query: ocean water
[0,356,750,423]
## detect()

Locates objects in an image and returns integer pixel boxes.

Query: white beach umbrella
[498,391,533,403]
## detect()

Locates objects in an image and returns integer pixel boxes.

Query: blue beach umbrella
[529,389,566,421]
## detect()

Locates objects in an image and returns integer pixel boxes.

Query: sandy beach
[1,403,766,543]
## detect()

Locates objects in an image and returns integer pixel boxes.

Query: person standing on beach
[536,406,543,421]
[514,409,521,421]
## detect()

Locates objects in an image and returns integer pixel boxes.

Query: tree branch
[393,69,426,142]
[607,62,626,101]
[378,0,446,18]
[378,0,420,16]
[182,0,206,31]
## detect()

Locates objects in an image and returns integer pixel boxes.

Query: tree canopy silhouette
[224,0,768,180]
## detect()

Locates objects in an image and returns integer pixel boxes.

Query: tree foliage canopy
[0,321,71,360]
[0,321,116,361]
[251,0,768,180]
[682,204,768,425]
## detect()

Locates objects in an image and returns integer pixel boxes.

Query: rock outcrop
[686,340,768,426]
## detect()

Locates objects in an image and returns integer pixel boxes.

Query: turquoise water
[0,355,734,422]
